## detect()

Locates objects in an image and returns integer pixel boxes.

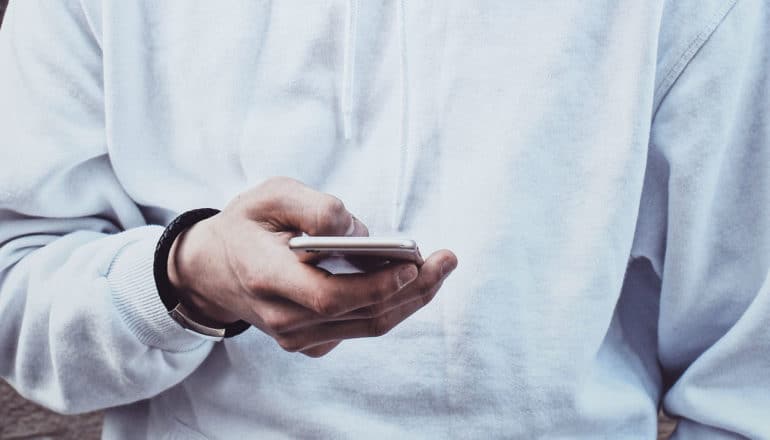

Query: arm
[0,0,458,415]
[0,0,214,414]
[633,0,770,437]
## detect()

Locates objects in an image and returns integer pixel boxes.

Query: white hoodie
[1,1,769,438]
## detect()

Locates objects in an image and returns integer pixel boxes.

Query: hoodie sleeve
[0,0,214,414]
[632,0,770,437]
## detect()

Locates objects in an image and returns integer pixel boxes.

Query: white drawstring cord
[391,0,410,230]
[341,0,358,141]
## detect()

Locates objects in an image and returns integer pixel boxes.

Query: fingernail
[344,216,356,236]
[440,260,457,277]
[397,265,419,288]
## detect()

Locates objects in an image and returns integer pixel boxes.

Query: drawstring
[391,0,410,230]
[341,0,411,229]
[341,0,358,142]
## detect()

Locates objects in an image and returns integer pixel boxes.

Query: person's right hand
[166,177,458,357]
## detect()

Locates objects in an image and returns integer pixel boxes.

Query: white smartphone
[288,236,424,266]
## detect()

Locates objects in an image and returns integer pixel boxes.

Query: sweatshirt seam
[651,0,738,120]
[77,0,103,51]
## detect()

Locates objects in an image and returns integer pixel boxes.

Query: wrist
[155,208,250,338]
[166,221,205,295]
[167,219,241,327]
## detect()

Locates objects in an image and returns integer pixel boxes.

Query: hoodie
[0,0,769,438]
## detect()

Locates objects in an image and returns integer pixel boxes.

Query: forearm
[0,222,213,414]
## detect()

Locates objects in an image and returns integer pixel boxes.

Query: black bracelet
[153,208,250,338]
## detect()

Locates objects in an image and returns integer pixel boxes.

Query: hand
[167,177,458,357]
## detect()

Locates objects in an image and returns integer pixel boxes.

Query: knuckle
[418,283,438,302]
[362,303,383,318]
[276,336,302,352]
[420,285,440,306]
[312,293,338,317]
[314,196,348,233]
[390,271,405,293]
[419,278,435,295]
[262,309,291,334]
[369,281,391,303]
[355,218,370,237]
[255,177,303,210]
[428,266,444,286]
[302,350,325,358]
[253,196,279,215]
[372,270,402,301]
[303,345,335,358]
[370,315,393,337]
[417,268,441,293]
[324,196,347,218]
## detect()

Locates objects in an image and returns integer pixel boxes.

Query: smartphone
[288,236,424,266]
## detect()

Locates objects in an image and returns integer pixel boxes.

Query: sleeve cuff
[107,229,210,352]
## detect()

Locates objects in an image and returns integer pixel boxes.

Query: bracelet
[153,208,250,339]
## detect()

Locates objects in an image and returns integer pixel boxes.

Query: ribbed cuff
[107,232,209,352]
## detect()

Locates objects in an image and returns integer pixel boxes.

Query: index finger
[242,177,359,237]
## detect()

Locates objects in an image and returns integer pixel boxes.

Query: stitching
[652,0,739,118]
